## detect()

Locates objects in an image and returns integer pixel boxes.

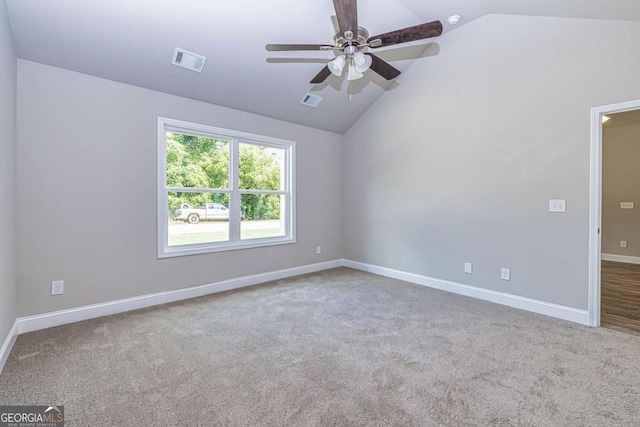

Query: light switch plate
[464,263,473,274]
[549,199,566,213]
[620,202,635,209]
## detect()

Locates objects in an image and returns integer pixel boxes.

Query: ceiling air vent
[171,48,206,72]
[300,93,323,108]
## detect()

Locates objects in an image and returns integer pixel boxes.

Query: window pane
[239,143,284,191]
[168,192,229,246]
[241,194,285,240]
[166,132,230,189]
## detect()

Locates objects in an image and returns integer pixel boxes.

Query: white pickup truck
[174,203,229,224]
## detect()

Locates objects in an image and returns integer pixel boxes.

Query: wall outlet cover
[501,268,511,281]
[620,241,628,248]
[51,280,64,295]
[620,202,635,209]
[549,199,566,213]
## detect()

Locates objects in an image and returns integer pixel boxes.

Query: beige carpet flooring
[1,267,640,426]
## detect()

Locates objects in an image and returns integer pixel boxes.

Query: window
[158,118,295,257]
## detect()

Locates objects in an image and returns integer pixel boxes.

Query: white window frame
[157,117,296,258]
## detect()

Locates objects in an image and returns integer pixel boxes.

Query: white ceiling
[6,0,640,134]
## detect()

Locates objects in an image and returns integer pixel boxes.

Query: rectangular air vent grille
[300,93,323,108]
[172,48,206,72]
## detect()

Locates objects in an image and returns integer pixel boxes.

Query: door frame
[589,98,640,327]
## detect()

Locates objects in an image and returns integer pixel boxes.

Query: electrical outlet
[549,199,566,213]
[464,263,473,274]
[620,241,628,248]
[620,202,635,209]
[316,246,322,255]
[51,280,64,295]
[501,268,511,281]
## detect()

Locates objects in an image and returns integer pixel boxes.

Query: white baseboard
[343,259,590,326]
[16,259,342,335]
[601,253,640,265]
[0,321,18,374]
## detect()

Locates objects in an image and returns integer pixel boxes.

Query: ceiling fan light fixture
[347,65,363,81]
[354,52,372,73]
[353,51,366,66]
[328,55,346,76]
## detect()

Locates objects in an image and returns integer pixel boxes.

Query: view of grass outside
[168,220,283,246]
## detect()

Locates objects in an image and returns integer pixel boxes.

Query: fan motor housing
[333,26,369,49]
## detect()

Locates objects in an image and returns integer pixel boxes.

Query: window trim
[157,117,296,258]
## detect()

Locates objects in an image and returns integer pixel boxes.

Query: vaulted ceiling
[6,0,640,134]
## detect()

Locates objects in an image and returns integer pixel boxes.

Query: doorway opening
[589,99,640,333]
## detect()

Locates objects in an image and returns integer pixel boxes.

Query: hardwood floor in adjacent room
[601,260,640,336]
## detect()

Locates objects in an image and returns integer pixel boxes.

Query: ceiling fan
[265,0,443,84]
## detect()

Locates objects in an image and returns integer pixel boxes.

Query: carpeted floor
[1,267,640,426]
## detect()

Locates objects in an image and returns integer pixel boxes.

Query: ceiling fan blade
[310,66,332,84]
[332,0,358,36]
[330,15,340,33]
[368,20,443,47]
[365,53,401,80]
[266,44,334,52]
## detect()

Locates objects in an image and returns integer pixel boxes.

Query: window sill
[158,236,296,258]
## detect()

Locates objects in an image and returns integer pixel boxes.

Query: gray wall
[0,1,17,340]
[602,124,640,257]
[11,14,640,320]
[342,15,640,310]
[16,60,343,317]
